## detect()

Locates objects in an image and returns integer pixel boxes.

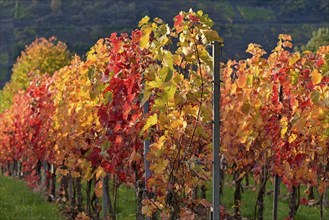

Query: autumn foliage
[221,35,328,218]
[0,10,328,220]
[0,37,71,113]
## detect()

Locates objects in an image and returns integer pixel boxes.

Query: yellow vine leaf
[312,107,326,120]
[310,69,322,85]
[163,50,174,71]
[151,159,168,174]
[279,34,292,41]
[140,25,152,49]
[246,74,253,87]
[201,29,223,43]
[138,15,150,27]
[142,114,158,132]
[280,116,288,138]
[288,52,300,65]
[288,133,297,143]
[95,167,106,180]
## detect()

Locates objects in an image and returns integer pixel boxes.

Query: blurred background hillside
[0,0,328,89]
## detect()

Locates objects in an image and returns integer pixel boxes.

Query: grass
[101,176,328,219]
[207,176,329,220]
[0,175,64,220]
[114,184,136,220]
[80,180,136,220]
[1,174,327,219]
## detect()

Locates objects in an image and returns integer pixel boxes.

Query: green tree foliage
[50,0,61,14]
[277,0,305,16]
[12,0,24,18]
[301,27,329,51]
[316,0,329,14]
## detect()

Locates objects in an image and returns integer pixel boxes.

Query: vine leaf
[310,69,322,85]
[142,114,158,132]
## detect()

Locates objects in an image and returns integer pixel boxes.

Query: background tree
[300,27,329,52]
[50,0,61,14]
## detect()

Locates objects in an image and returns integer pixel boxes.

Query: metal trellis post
[212,41,221,220]
[144,100,151,183]
[143,97,150,220]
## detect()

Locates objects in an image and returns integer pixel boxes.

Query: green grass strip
[0,175,64,220]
